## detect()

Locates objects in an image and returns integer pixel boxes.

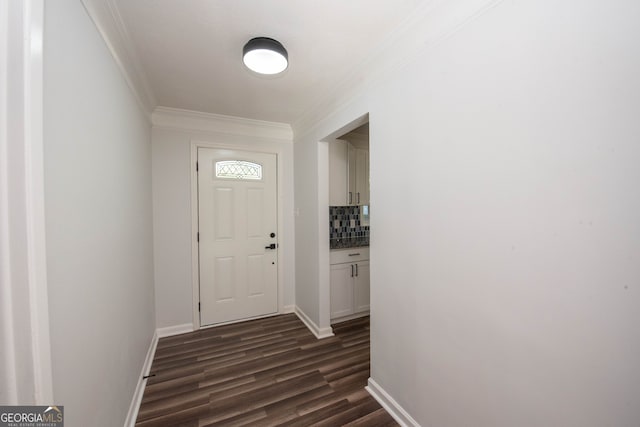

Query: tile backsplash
[329,206,369,240]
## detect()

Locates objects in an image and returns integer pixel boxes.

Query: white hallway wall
[151,112,295,330]
[294,0,640,425]
[43,0,155,426]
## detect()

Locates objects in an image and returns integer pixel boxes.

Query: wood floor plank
[279,400,353,427]
[198,407,267,427]
[135,314,398,426]
[311,398,383,427]
[342,408,399,427]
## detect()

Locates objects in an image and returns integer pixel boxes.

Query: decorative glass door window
[215,160,263,180]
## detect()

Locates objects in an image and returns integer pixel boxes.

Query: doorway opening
[320,113,371,330]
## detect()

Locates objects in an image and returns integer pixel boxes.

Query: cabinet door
[330,263,354,319]
[353,261,370,313]
[329,140,348,206]
[355,149,369,205]
[347,144,357,205]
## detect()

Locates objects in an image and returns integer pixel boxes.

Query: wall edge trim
[124,330,158,427]
[366,377,420,427]
[294,306,334,339]
[156,323,194,338]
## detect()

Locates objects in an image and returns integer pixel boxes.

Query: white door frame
[0,0,54,403]
[318,113,369,334]
[190,140,286,330]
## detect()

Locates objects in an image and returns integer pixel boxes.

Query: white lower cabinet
[353,261,370,313]
[330,249,370,321]
[330,263,355,319]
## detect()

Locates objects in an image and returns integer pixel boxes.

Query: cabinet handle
[355,264,359,277]
[357,192,360,204]
[351,264,354,277]
[349,191,352,204]
[348,253,361,257]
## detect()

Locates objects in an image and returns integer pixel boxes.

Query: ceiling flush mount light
[243,37,288,75]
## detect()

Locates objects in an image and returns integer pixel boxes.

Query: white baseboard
[156,323,194,338]
[124,330,158,427]
[294,306,334,339]
[366,377,420,427]
[330,311,370,324]
[283,304,295,314]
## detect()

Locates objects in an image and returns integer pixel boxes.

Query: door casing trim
[190,140,285,330]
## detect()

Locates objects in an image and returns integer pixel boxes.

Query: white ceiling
[112,0,425,124]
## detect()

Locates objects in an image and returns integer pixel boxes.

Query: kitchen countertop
[330,237,369,250]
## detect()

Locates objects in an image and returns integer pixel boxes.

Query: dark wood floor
[135,314,398,426]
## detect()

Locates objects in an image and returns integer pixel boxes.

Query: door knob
[265,243,277,250]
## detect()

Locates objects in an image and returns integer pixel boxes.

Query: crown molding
[152,107,294,141]
[293,0,505,136]
[80,0,157,117]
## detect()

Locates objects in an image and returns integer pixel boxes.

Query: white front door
[198,148,278,326]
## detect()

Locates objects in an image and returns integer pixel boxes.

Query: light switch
[350,219,356,228]
[334,219,340,228]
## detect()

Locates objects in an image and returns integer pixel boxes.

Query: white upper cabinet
[354,147,369,206]
[329,139,369,206]
[348,144,357,205]
[329,140,349,206]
